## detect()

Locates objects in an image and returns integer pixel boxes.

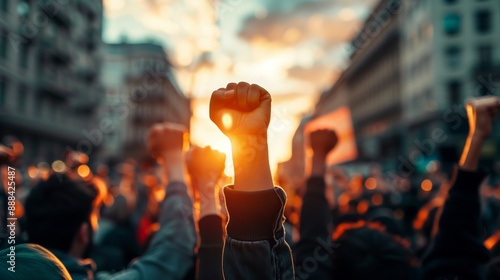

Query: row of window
[444,10,493,35]
[444,44,493,69]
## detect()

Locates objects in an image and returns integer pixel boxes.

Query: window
[445,46,461,68]
[478,45,492,67]
[448,81,461,105]
[475,10,491,33]
[0,33,6,58]
[443,13,461,35]
[17,85,26,113]
[0,0,7,12]
[20,44,29,69]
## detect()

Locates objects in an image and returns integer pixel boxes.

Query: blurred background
[0,0,499,180]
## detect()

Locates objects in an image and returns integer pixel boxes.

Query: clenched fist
[147,122,187,159]
[466,96,500,140]
[210,82,271,138]
[187,146,226,190]
[310,129,339,158]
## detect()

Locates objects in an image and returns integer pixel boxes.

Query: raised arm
[102,123,196,280]
[187,146,226,280]
[210,82,294,280]
[423,96,499,280]
[295,129,338,279]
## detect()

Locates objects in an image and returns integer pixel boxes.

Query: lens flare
[52,160,67,173]
[78,165,91,178]
[421,179,433,192]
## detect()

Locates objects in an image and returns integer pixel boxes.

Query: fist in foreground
[210,82,271,139]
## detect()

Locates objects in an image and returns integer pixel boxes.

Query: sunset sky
[102,0,376,175]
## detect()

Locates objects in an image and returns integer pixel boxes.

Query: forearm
[459,134,484,171]
[109,182,196,279]
[222,186,294,279]
[162,150,186,183]
[295,176,332,279]
[198,215,224,280]
[423,168,489,280]
[230,134,273,191]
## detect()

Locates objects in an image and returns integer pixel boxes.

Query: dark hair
[25,174,98,253]
[0,244,71,280]
[332,226,415,280]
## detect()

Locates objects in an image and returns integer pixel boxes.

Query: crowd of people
[0,81,499,280]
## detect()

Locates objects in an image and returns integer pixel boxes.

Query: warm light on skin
[222,113,233,130]
[78,165,91,178]
[421,179,433,192]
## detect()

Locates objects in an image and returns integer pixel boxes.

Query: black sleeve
[423,168,491,280]
[222,186,295,280]
[294,176,333,280]
[197,215,224,280]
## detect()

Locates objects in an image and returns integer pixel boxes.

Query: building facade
[99,43,191,163]
[401,0,500,168]
[0,0,103,165]
[313,0,403,168]
[312,0,500,172]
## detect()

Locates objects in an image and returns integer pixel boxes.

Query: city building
[310,0,500,172]
[0,0,103,165]
[401,0,500,168]
[98,42,191,163]
[313,0,403,169]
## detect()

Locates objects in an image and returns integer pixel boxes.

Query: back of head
[332,226,414,280]
[25,174,97,253]
[0,243,71,280]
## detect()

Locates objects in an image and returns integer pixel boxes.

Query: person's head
[332,225,415,280]
[25,174,98,258]
[0,243,71,279]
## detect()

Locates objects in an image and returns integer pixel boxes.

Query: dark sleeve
[197,215,224,280]
[423,168,491,280]
[294,177,333,280]
[99,181,196,280]
[222,186,295,280]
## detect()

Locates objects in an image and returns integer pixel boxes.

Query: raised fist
[186,146,226,190]
[147,122,187,159]
[209,82,271,138]
[310,129,339,157]
[466,96,500,140]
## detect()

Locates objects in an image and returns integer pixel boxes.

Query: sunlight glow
[222,113,233,130]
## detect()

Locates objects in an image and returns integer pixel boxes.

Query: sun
[191,100,235,177]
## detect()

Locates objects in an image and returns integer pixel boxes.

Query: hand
[147,123,187,159]
[187,146,225,194]
[147,122,187,183]
[210,82,271,139]
[308,129,338,177]
[460,96,499,171]
[187,146,225,218]
[0,145,15,165]
[310,129,339,158]
[466,96,500,140]
[209,82,273,191]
